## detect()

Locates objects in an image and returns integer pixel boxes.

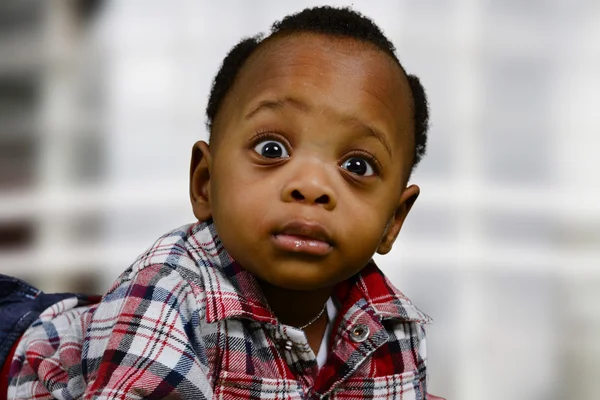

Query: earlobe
[377,184,420,255]
[189,140,213,221]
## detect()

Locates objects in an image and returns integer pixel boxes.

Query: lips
[272,221,333,256]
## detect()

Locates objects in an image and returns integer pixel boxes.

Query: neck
[258,280,332,327]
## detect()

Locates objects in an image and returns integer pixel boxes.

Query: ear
[189,140,212,221]
[377,184,420,255]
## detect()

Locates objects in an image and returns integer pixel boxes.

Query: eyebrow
[342,116,393,158]
[244,97,310,120]
[245,97,393,158]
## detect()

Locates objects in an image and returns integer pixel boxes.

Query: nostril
[315,194,329,204]
[291,190,304,201]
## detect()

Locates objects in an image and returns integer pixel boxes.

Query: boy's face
[191,33,419,291]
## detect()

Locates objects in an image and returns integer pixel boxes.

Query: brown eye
[253,140,289,158]
[341,157,375,176]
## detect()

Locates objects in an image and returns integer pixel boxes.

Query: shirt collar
[186,220,276,325]
[186,220,431,326]
[336,261,432,324]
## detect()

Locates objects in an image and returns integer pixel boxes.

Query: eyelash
[249,131,291,152]
[249,130,381,176]
[341,150,382,176]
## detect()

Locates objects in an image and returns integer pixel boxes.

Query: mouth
[272,221,333,256]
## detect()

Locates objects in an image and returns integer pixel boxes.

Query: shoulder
[94,223,218,325]
[114,222,213,288]
[127,222,204,278]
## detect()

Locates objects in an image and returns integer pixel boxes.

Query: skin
[190,33,419,353]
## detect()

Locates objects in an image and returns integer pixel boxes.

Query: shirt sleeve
[83,264,212,399]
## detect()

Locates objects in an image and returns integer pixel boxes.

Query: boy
[2,6,441,399]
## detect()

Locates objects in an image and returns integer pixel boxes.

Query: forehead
[215,33,414,163]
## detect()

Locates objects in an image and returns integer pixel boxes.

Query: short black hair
[206,6,430,172]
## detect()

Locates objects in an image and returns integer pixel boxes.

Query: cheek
[211,164,271,224]
[339,192,395,244]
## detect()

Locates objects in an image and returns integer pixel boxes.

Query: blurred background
[1,0,599,398]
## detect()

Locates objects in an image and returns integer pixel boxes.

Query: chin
[264,272,338,292]
[274,280,324,291]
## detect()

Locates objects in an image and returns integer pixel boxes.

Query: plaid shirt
[8,221,439,400]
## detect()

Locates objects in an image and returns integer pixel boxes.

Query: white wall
[1,1,599,399]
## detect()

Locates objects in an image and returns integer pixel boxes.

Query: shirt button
[350,324,370,342]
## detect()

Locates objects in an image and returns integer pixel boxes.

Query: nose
[281,162,337,210]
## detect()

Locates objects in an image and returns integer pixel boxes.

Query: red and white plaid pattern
[8,221,441,399]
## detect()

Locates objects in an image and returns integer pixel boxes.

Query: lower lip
[272,234,332,256]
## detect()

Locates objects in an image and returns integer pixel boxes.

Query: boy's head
[190,6,430,291]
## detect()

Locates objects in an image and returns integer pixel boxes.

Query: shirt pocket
[213,370,305,400]
[329,370,424,400]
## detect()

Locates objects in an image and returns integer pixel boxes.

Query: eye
[341,157,375,176]
[253,139,289,159]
